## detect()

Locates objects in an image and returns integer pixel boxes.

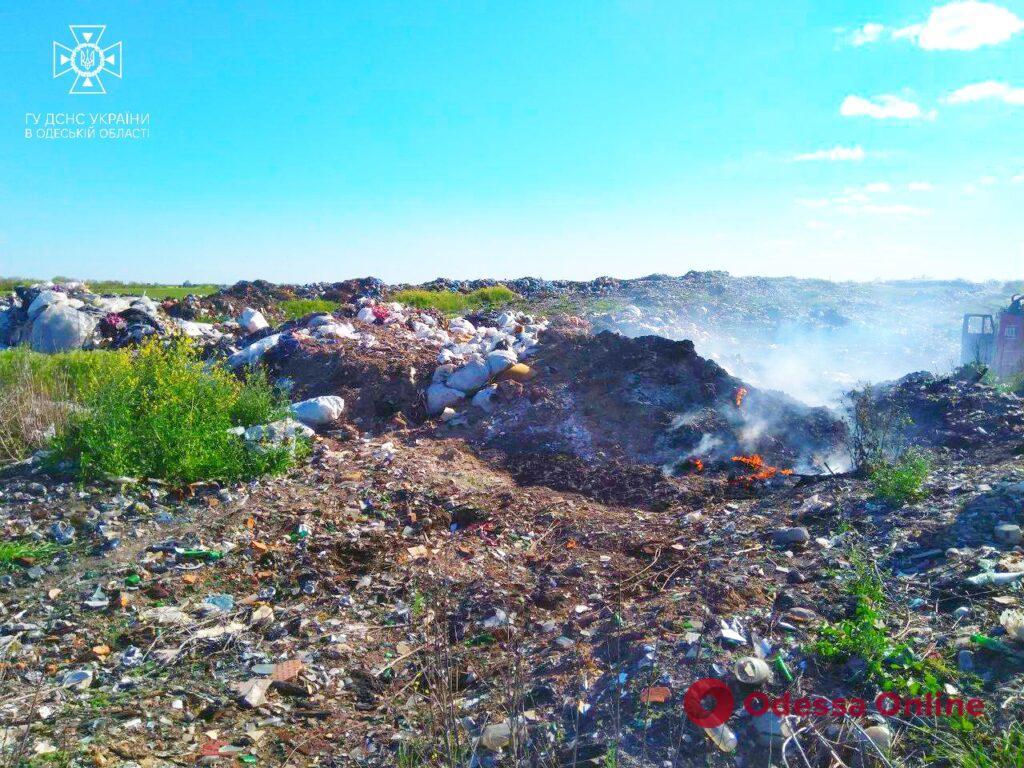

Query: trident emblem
[53,25,122,95]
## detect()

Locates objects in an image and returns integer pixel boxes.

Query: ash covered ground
[1,273,1023,767]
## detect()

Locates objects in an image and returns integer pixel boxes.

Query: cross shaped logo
[53,25,122,95]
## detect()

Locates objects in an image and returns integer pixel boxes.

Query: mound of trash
[867,369,1024,451]
[219,296,548,432]
[462,323,845,471]
[0,282,226,352]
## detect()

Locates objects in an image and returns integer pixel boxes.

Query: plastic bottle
[774,655,794,683]
[705,723,738,752]
[971,633,1024,660]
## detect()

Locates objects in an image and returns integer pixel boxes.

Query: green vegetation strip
[391,286,518,314]
[279,298,340,320]
[0,540,59,571]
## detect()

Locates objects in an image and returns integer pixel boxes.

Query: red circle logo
[683,678,734,727]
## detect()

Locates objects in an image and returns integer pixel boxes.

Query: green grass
[279,298,340,320]
[391,286,519,314]
[983,369,1024,396]
[86,281,219,299]
[0,346,128,399]
[918,721,1024,767]
[51,337,299,484]
[396,743,427,768]
[870,448,931,505]
[810,545,952,695]
[0,276,35,292]
[1,347,132,464]
[0,539,59,571]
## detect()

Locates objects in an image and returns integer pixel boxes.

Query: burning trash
[677,457,704,473]
[730,454,793,484]
[734,386,748,408]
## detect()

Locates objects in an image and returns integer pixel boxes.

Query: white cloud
[799,183,930,217]
[793,145,866,162]
[895,1,1024,50]
[840,94,931,120]
[1012,173,1024,184]
[908,181,934,191]
[850,22,886,45]
[945,80,1024,105]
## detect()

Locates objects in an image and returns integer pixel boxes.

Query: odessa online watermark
[683,678,985,728]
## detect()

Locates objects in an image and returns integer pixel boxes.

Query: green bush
[870,448,931,504]
[391,286,518,314]
[848,385,914,472]
[279,298,340,320]
[51,338,297,483]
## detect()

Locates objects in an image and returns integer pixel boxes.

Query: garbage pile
[3,400,1023,766]
[461,323,846,473]
[218,297,548,432]
[588,272,1015,406]
[173,277,388,322]
[865,369,1024,450]
[0,282,225,353]
[5,273,1024,766]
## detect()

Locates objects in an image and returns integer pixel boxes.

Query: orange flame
[677,457,704,474]
[731,454,793,483]
[734,387,748,408]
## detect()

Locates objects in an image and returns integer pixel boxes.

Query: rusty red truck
[962,295,1024,377]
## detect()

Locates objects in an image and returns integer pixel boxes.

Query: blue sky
[1,1,1022,283]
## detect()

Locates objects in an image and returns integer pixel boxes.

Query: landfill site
[1,271,1024,768]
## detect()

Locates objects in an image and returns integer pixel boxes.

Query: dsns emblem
[53,25,122,95]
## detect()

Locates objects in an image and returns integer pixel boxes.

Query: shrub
[279,298,340,320]
[391,286,518,314]
[870,448,931,504]
[52,338,296,483]
[848,385,913,472]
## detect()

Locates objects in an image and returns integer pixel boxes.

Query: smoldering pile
[463,322,847,478]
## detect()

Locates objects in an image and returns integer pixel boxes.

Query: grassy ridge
[0,347,127,398]
[279,298,340,320]
[391,286,518,313]
[0,348,129,464]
